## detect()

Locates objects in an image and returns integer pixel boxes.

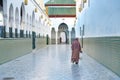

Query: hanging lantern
[83,0,87,3]
[41,15,43,19]
[24,0,28,5]
[35,8,37,12]
[79,7,82,12]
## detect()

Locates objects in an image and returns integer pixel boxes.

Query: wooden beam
[45,4,76,6]
[49,15,76,17]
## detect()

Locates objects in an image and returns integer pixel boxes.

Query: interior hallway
[0,45,120,80]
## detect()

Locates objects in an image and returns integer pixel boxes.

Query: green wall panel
[48,7,76,15]
[0,39,32,64]
[0,38,47,65]
[82,37,120,76]
[36,38,47,49]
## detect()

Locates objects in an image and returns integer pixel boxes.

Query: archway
[15,7,19,38]
[51,27,56,44]
[9,4,14,38]
[32,11,35,27]
[26,14,28,38]
[58,23,69,44]
[29,16,32,38]
[1,0,6,38]
[20,3,25,38]
[38,17,41,38]
[0,4,3,37]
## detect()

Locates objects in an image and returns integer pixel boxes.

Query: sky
[44,0,49,3]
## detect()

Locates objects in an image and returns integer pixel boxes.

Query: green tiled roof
[46,0,75,4]
[48,7,76,15]
[45,0,76,17]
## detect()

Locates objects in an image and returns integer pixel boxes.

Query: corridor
[0,45,120,80]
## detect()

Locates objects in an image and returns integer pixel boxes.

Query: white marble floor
[0,45,120,80]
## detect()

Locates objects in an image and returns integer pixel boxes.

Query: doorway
[58,23,69,44]
[60,32,66,43]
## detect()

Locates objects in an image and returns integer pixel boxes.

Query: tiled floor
[0,45,120,80]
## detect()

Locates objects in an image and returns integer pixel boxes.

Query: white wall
[3,0,51,37]
[76,0,120,37]
[50,18,75,32]
[0,12,3,26]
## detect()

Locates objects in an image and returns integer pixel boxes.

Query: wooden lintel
[45,4,76,6]
[49,15,76,17]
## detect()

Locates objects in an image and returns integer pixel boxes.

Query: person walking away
[71,38,82,64]
[60,37,62,43]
